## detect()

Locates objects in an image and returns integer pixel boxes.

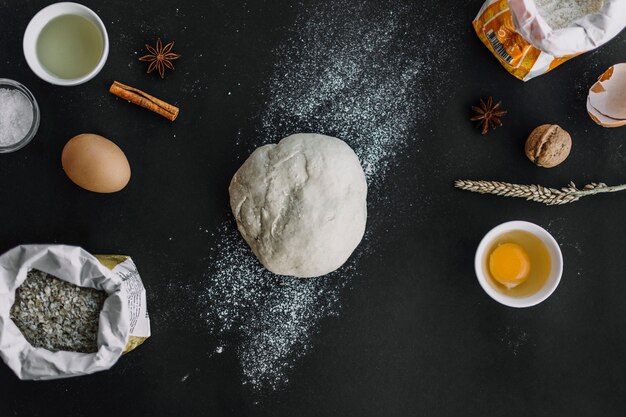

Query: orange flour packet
[473,0,626,81]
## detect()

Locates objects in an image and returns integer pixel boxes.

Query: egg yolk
[488,243,531,289]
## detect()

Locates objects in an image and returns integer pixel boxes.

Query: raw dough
[229,133,367,278]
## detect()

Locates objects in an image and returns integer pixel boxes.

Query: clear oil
[484,230,552,298]
[36,14,103,80]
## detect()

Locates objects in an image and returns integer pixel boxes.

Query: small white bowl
[23,2,109,86]
[0,79,40,153]
[474,221,563,308]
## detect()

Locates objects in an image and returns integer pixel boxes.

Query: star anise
[139,38,181,79]
[471,97,507,134]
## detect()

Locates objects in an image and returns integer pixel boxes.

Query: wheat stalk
[454,180,626,205]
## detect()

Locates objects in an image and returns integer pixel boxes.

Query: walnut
[524,124,572,168]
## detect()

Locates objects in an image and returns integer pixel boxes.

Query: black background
[2,0,626,416]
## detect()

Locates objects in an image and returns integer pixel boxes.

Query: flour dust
[535,0,604,30]
[204,0,450,391]
[202,222,356,389]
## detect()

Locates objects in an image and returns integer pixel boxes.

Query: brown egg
[62,134,131,193]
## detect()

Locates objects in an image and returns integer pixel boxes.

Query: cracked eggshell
[588,63,626,121]
[586,97,626,128]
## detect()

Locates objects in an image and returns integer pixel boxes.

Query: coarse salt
[535,0,604,29]
[0,88,33,147]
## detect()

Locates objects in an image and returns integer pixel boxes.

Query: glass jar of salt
[0,79,39,153]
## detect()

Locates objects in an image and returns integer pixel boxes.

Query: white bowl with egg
[475,221,563,308]
[23,2,109,86]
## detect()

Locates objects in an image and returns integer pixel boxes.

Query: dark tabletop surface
[2,0,626,416]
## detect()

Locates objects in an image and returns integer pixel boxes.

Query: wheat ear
[454,180,626,206]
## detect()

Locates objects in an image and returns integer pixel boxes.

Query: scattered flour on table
[203,0,451,391]
[535,0,604,29]
[499,325,529,356]
[260,2,434,185]
[202,222,356,389]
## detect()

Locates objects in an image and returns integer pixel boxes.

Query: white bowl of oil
[23,2,108,86]
[475,221,563,308]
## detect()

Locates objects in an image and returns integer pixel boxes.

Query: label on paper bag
[96,254,151,353]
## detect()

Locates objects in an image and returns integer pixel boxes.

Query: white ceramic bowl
[474,220,563,308]
[23,2,109,86]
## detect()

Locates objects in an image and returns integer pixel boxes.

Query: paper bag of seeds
[473,0,626,81]
[0,244,150,380]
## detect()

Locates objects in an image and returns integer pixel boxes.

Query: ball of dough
[229,133,367,278]
[524,124,572,168]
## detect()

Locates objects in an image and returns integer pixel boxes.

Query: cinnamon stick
[109,81,179,121]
